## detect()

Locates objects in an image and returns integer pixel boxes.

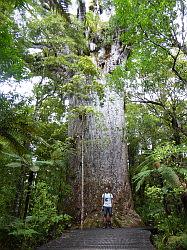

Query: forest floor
[36,227,155,249]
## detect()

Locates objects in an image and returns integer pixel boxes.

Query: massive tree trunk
[68,0,141,227]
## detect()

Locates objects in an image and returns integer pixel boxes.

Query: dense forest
[0,0,187,249]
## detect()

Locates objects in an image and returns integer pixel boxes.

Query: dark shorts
[103,206,112,216]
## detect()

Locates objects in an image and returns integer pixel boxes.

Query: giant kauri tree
[67,0,141,227]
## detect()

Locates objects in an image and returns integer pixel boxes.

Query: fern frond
[136,154,155,171]
[0,129,29,155]
[41,0,71,21]
[6,162,22,168]
[2,152,22,160]
[133,169,154,191]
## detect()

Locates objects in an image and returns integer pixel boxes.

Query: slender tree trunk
[22,97,42,219]
[171,115,181,145]
[80,115,85,229]
[23,171,34,219]
[12,165,26,218]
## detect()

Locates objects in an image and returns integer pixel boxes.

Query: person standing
[102,187,113,228]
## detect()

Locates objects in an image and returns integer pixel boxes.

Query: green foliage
[85,11,101,33]
[112,0,187,107]
[0,185,17,227]
[26,12,104,106]
[0,0,29,78]
[10,219,39,238]
[167,232,187,250]
[70,105,99,118]
[4,152,53,172]
[133,142,187,190]
[28,13,87,58]
[29,181,71,234]
[112,0,187,150]
[0,87,72,248]
[126,103,187,249]
[0,94,36,154]
[136,185,185,250]
[1,0,28,8]
[132,140,187,249]
[133,169,154,192]
[76,56,99,76]
[2,1,187,250]
[152,142,187,162]
[125,92,187,248]
[8,181,72,249]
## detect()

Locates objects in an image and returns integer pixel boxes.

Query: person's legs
[103,215,107,228]
[103,207,107,228]
[103,207,113,228]
[108,207,113,228]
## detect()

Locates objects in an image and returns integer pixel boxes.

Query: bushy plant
[133,143,187,249]
[8,181,72,249]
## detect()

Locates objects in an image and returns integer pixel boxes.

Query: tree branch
[141,28,187,84]
[131,99,165,108]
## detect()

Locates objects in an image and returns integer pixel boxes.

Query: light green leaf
[30,165,40,172]
[6,162,22,168]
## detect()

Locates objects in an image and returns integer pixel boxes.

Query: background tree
[0,0,29,78]
[112,0,187,248]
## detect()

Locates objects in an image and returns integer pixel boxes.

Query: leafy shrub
[8,181,72,249]
[133,143,187,249]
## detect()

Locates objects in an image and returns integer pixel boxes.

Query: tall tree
[112,0,187,145]
[111,1,187,246]
[24,0,141,227]
[67,0,141,227]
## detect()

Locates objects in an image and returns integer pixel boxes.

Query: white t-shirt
[102,193,113,207]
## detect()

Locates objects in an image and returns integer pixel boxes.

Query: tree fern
[4,152,53,171]
[41,0,71,20]
[158,166,181,187]
[133,142,187,192]
[133,165,183,191]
